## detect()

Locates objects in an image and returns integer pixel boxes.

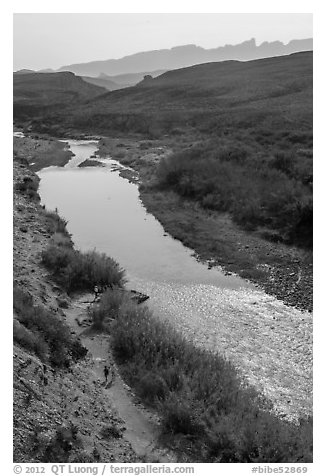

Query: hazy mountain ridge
[80,75,121,91]
[82,70,167,90]
[56,38,312,77]
[14,69,36,75]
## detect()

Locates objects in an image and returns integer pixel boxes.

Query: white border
[3,3,322,474]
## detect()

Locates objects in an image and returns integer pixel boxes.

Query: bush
[137,371,169,404]
[108,300,313,462]
[100,424,122,440]
[156,138,312,248]
[43,209,70,237]
[160,395,204,436]
[15,175,40,200]
[13,285,87,367]
[41,245,125,294]
[39,424,80,463]
[91,288,128,330]
[13,319,48,361]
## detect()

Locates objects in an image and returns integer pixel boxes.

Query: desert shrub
[137,371,169,404]
[91,288,128,330]
[109,300,313,462]
[40,423,80,463]
[139,141,152,149]
[288,198,313,248]
[13,319,49,360]
[100,424,122,440]
[41,245,73,274]
[15,175,40,200]
[43,208,70,237]
[156,139,312,248]
[114,150,125,159]
[270,151,295,175]
[41,245,125,293]
[160,395,204,436]
[50,232,71,247]
[13,285,87,367]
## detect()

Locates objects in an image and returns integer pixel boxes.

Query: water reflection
[38,140,250,289]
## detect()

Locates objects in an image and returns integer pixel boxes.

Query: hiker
[93,285,100,302]
[104,365,109,383]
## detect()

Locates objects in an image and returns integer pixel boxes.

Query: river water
[37,139,312,421]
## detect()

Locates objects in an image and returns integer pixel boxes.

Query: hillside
[14,69,36,75]
[13,71,106,118]
[30,52,312,137]
[15,52,313,250]
[56,38,312,77]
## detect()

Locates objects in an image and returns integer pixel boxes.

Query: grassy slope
[13,72,107,122]
[14,71,106,103]
[31,52,311,136]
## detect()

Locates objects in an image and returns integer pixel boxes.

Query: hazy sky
[13,13,313,71]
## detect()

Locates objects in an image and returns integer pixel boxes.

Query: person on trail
[104,365,109,383]
[93,285,100,302]
[94,286,100,301]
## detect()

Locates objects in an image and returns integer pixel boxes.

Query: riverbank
[14,134,73,171]
[98,136,312,313]
[13,135,313,462]
[13,153,139,463]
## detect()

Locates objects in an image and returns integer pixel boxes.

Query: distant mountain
[13,71,106,118]
[82,70,168,90]
[56,38,312,77]
[38,68,56,73]
[81,75,121,91]
[100,70,168,87]
[14,68,56,74]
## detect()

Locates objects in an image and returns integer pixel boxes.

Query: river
[37,139,312,421]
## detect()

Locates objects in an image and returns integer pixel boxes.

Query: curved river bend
[37,140,312,421]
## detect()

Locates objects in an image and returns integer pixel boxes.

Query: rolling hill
[31,51,311,137]
[14,51,313,250]
[13,71,106,119]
